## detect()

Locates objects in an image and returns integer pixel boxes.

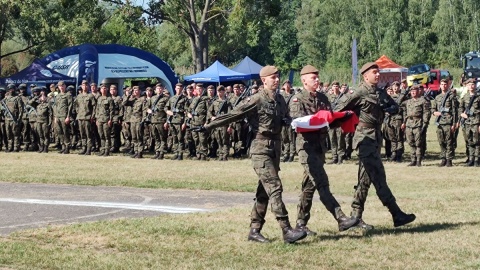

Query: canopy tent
[231,56,263,79]
[375,55,407,86]
[0,59,76,91]
[184,60,251,82]
[39,43,178,94]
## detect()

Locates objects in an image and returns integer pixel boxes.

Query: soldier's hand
[163,122,169,130]
[65,117,70,125]
[401,123,406,130]
[190,126,207,133]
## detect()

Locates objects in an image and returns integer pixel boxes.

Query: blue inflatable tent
[184,60,250,82]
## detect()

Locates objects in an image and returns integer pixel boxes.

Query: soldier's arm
[401,100,408,124]
[205,95,259,131]
[452,95,459,123]
[334,88,363,112]
[16,98,24,121]
[423,99,432,124]
[431,96,439,114]
[109,98,114,122]
[67,95,73,119]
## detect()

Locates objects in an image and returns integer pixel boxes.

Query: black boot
[337,215,359,231]
[84,147,91,155]
[131,151,138,158]
[38,145,44,153]
[438,159,446,167]
[407,158,416,166]
[177,152,183,160]
[288,155,295,162]
[467,157,475,167]
[295,223,317,236]
[247,228,270,243]
[282,155,290,162]
[388,203,416,227]
[152,152,160,159]
[475,160,480,167]
[103,149,110,157]
[78,147,86,155]
[135,152,143,159]
[351,210,374,230]
[158,153,164,160]
[282,226,307,244]
[44,145,48,153]
[63,145,70,154]
[446,160,453,167]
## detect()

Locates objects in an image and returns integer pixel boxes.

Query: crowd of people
[0,70,479,167]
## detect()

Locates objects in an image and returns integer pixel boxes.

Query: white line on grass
[0,198,210,213]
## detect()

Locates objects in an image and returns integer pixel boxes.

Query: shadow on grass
[315,221,480,241]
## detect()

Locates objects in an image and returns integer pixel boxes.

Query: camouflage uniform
[385,93,404,161]
[281,91,296,161]
[53,92,73,153]
[75,92,96,154]
[122,95,147,157]
[122,94,133,151]
[402,95,431,165]
[188,95,209,159]
[327,92,346,163]
[165,94,188,159]
[432,91,458,163]
[290,89,350,227]
[35,100,53,152]
[95,95,114,155]
[335,81,408,222]
[228,94,246,157]
[458,92,480,166]
[3,92,24,151]
[110,95,123,152]
[207,96,232,160]
[205,88,293,230]
[150,93,170,158]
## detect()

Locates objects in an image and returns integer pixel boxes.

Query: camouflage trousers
[5,120,22,150]
[213,127,230,159]
[436,124,455,160]
[192,126,208,156]
[250,138,290,229]
[405,126,422,160]
[328,127,346,160]
[386,119,404,153]
[0,121,5,149]
[130,121,144,153]
[170,123,185,154]
[281,125,296,157]
[36,122,50,147]
[21,119,31,146]
[78,119,93,148]
[122,122,132,147]
[96,121,111,152]
[295,132,343,225]
[464,124,479,159]
[152,122,168,153]
[54,118,70,147]
[351,143,396,218]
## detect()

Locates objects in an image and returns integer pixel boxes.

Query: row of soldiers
[1,76,479,165]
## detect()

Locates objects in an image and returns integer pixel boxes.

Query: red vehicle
[427,69,452,92]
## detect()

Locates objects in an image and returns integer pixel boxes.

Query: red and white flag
[291,110,358,133]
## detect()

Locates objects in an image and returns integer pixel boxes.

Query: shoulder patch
[292,98,298,102]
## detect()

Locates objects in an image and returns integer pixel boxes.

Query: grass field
[0,124,479,269]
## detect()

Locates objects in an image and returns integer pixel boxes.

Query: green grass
[0,123,479,269]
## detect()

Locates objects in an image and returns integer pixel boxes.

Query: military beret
[360,62,379,75]
[7,83,16,90]
[67,85,75,90]
[57,81,65,86]
[392,81,400,86]
[283,80,291,85]
[18,83,27,89]
[90,82,97,86]
[156,83,164,87]
[175,83,183,87]
[401,79,407,83]
[81,80,88,84]
[300,65,319,75]
[410,85,420,90]
[33,87,41,92]
[217,85,225,91]
[259,65,279,77]
[465,78,476,85]
[331,81,340,86]
[207,85,215,89]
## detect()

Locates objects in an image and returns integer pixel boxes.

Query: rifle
[1,98,19,125]
[215,97,229,118]
[434,79,454,126]
[233,86,252,108]
[142,93,163,125]
[167,88,185,124]
[460,84,479,128]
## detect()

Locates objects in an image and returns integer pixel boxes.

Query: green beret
[259,65,279,77]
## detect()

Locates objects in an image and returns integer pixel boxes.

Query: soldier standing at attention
[90,82,101,152]
[122,87,133,154]
[387,81,405,162]
[327,81,347,164]
[35,89,53,153]
[280,80,296,162]
[334,62,416,229]
[193,66,307,244]
[75,80,96,155]
[109,85,123,153]
[53,81,73,154]
[96,84,114,156]
[123,86,147,158]
[188,84,209,160]
[150,85,170,160]
[165,83,188,160]
[207,85,232,161]
[0,87,6,151]
[432,79,458,167]
[3,84,24,152]
[401,85,431,166]
[458,78,480,166]
[18,84,31,151]
[290,66,358,236]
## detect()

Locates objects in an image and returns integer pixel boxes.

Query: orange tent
[375,55,407,86]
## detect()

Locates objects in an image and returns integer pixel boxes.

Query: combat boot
[247,228,270,243]
[295,223,317,236]
[38,144,44,153]
[407,158,416,166]
[396,151,403,163]
[131,151,138,158]
[43,145,48,153]
[152,152,160,159]
[78,147,86,155]
[282,155,290,162]
[201,154,207,161]
[388,203,416,227]
[337,157,344,164]
[475,160,480,167]
[337,215,359,231]
[416,158,422,167]
[446,160,453,167]
[103,149,110,157]
[97,150,105,156]
[467,157,475,167]
[177,152,183,160]
[23,144,30,152]
[282,226,307,244]
[135,152,143,159]
[438,159,446,167]
[351,209,374,230]
[63,145,70,154]
[288,155,295,162]
[158,153,164,160]
[84,147,91,155]
[389,152,397,162]
[328,158,338,165]
[172,153,178,160]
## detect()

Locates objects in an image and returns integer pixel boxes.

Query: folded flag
[291,110,359,133]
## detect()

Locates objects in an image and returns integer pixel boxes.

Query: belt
[253,133,281,140]
[357,122,376,128]
[408,116,422,120]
